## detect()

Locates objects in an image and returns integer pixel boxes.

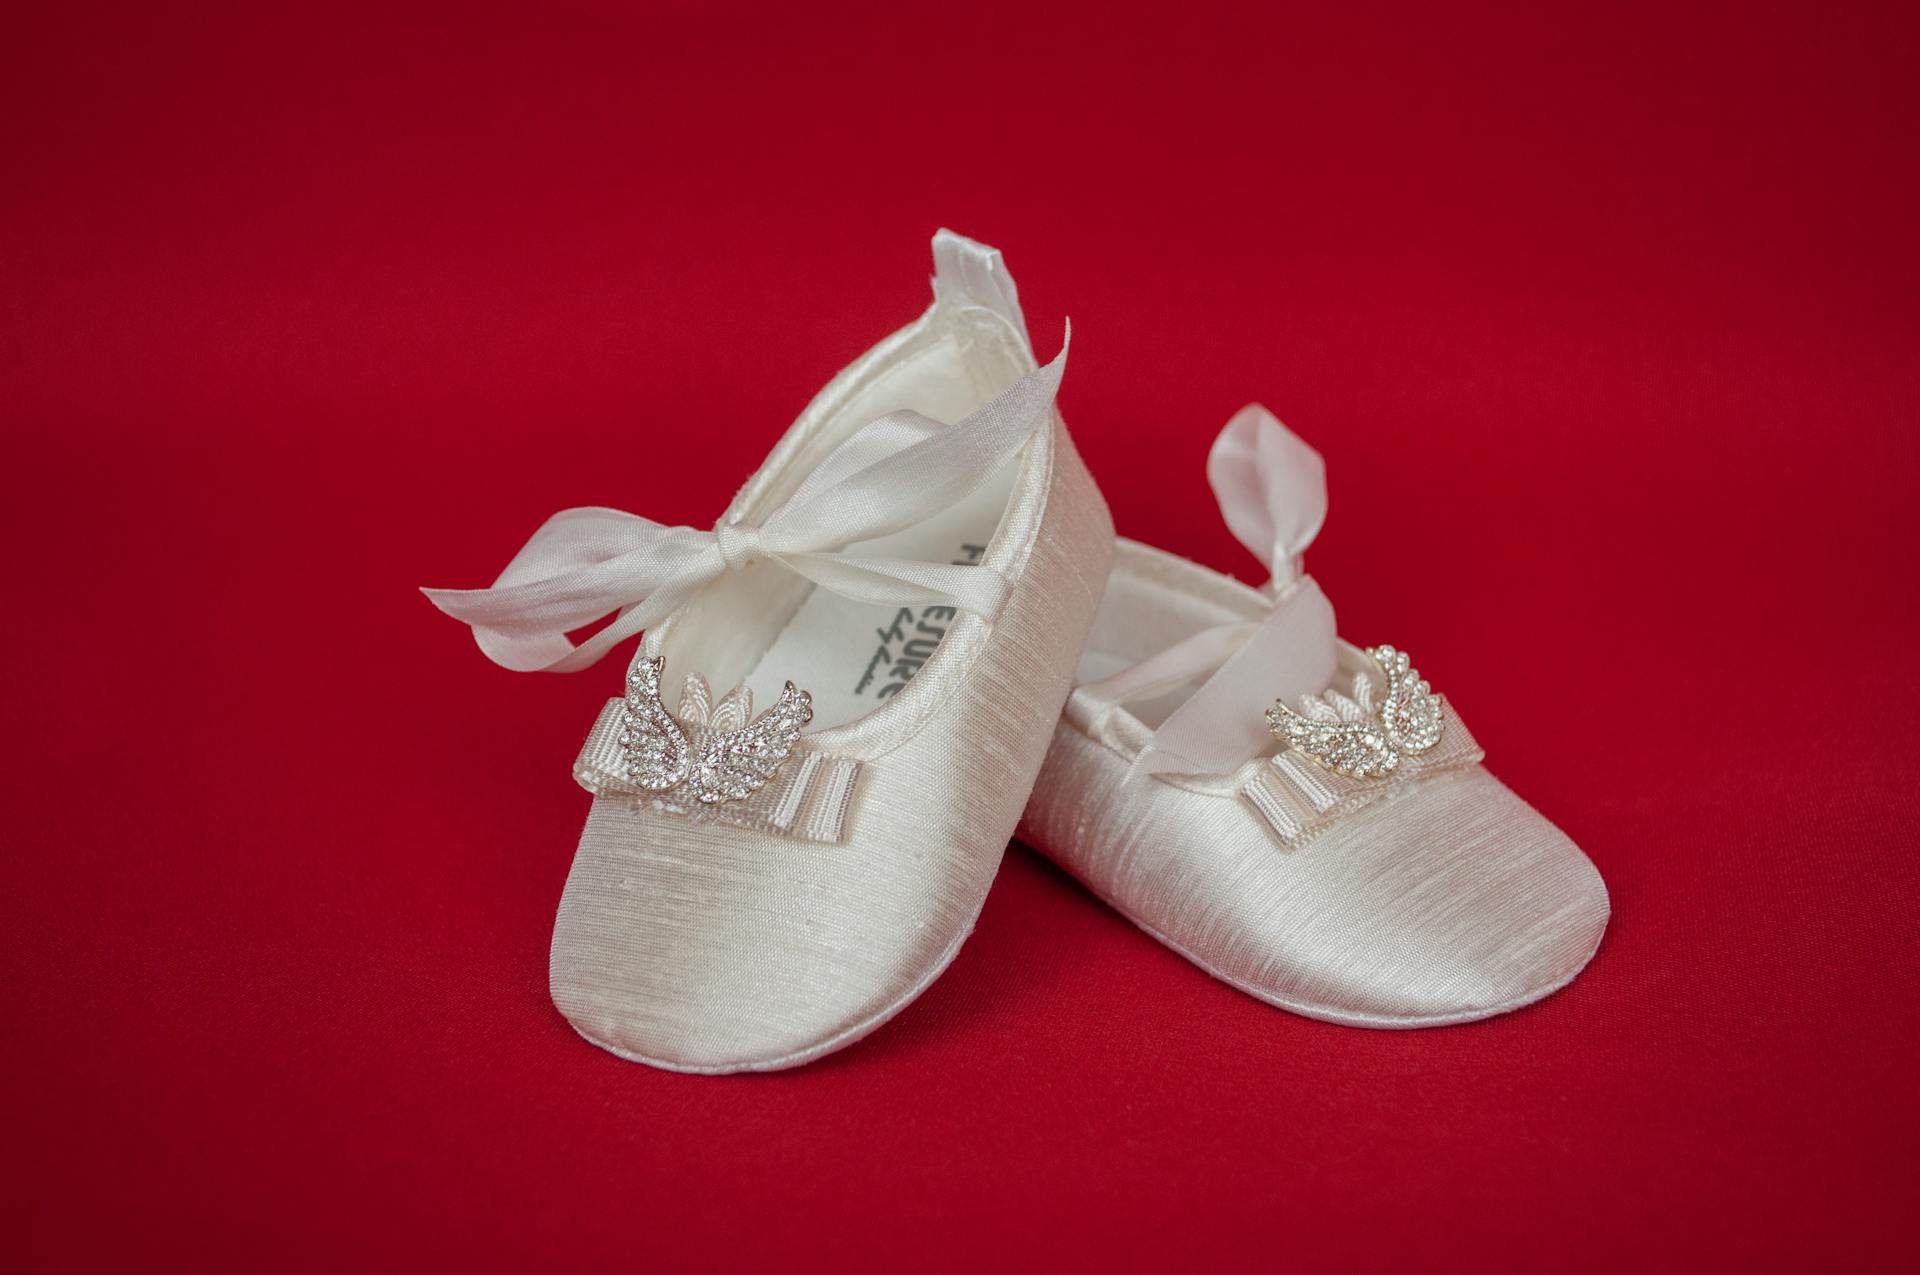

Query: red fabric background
[6,2,1917,1269]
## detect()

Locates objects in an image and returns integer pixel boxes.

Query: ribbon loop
[1207,403,1328,586]
[422,333,1066,673]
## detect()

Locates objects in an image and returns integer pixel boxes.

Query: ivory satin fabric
[546,243,1114,1071]
[447,234,1602,1061]
[1018,540,1610,1027]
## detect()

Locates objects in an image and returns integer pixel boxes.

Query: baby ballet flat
[1017,405,1608,1027]
[426,232,1113,1071]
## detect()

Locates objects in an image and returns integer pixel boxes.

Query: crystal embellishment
[1265,644,1444,780]
[620,656,814,805]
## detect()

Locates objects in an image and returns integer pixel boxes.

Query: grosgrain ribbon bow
[1081,404,1339,778]
[422,335,1067,673]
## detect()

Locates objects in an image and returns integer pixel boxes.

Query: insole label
[852,542,985,699]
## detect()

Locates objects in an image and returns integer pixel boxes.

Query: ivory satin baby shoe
[426,231,1112,1071]
[1017,406,1608,1027]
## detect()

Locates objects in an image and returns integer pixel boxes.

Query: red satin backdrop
[5,2,1917,1270]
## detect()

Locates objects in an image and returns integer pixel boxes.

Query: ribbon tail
[1207,404,1327,584]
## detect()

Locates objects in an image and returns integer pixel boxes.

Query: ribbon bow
[1081,404,1339,777]
[423,335,1066,673]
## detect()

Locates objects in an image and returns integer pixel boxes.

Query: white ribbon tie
[1082,403,1340,778]
[423,332,1067,673]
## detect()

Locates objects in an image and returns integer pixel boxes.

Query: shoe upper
[1017,407,1609,1027]
[427,231,1113,1070]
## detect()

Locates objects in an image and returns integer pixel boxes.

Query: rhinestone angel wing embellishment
[1265,644,1443,779]
[621,656,814,805]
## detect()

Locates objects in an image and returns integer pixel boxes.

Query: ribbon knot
[422,331,1068,674]
[713,519,766,571]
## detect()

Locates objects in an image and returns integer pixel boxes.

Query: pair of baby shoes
[426,231,1609,1072]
